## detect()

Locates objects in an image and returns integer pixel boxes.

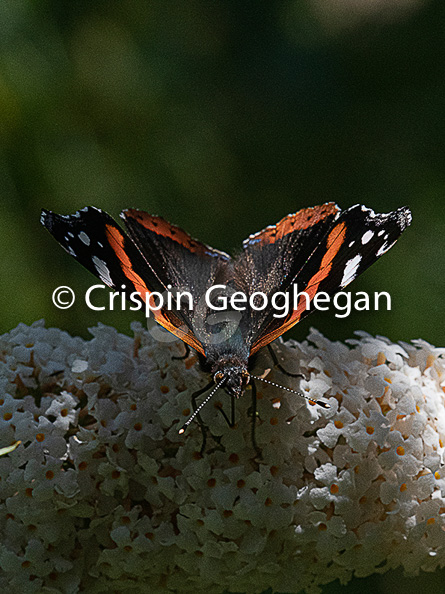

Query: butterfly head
[213,366,250,398]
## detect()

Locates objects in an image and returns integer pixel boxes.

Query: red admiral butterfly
[41,203,411,438]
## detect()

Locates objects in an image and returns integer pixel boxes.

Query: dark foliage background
[1,1,444,592]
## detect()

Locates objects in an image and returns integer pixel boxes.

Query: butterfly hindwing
[121,209,231,293]
[122,209,236,357]
[234,203,341,350]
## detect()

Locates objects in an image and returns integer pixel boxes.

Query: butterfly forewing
[41,206,209,354]
[41,207,161,295]
[246,204,412,354]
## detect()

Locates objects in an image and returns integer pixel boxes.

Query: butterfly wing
[40,207,227,355]
[120,209,234,355]
[121,209,230,292]
[236,203,412,355]
[41,204,412,361]
[234,203,340,351]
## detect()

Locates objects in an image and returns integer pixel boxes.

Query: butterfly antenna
[178,375,227,434]
[249,374,330,409]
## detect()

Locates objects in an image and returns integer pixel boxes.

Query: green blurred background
[1,0,444,591]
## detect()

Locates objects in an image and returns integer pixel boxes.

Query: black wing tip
[349,203,412,231]
[40,208,55,230]
[395,206,412,229]
[40,206,104,226]
[40,208,49,223]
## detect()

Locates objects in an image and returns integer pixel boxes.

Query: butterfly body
[41,203,411,412]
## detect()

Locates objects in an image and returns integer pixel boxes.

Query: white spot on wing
[349,240,355,247]
[360,205,376,217]
[92,256,113,285]
[79,231,90,246]
[376,240,396,257]
[361,230,374,245]
[341,255,362,288]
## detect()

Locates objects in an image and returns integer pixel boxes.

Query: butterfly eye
[214,371,224,382]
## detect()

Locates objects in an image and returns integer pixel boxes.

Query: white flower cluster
[0,321,444,593]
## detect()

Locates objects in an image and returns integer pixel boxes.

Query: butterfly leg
[214,396,235,428]
[268,343,305,379]
[190,380,214,454]
[172,343,190,360]
[215,391,261,458]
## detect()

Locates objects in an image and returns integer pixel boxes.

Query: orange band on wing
[250,222,346,354]
[105,224,151,297]
[151,310,206,355]
[299,222,346,302]
[105,224,205,355]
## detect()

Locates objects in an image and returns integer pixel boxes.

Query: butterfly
[41,203,411,437]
